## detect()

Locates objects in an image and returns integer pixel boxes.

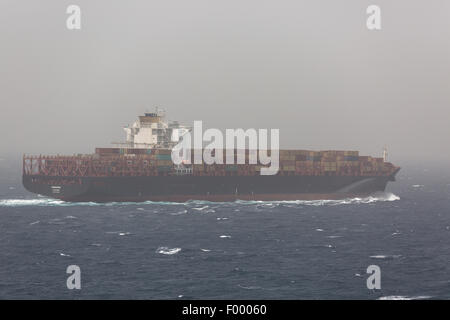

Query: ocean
[1,159,449,299]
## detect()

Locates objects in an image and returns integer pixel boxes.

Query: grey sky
[0,0,449,165]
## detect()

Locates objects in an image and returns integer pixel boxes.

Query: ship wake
[0,192,400,207]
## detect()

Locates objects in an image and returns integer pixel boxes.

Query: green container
[156,154,171,160]
[157,166,172,172]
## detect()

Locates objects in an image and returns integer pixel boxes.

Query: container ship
[23,110,400,202]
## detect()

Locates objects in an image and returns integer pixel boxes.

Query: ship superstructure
[120,108,190,149]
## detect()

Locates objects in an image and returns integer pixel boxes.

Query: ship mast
[383,146,388,162]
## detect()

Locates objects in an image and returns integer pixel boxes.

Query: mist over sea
[1,158,449,299]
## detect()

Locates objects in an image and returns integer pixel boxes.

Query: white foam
[156,247,181,255]
[378,295,432,300]
[233,192,400,206]
[0,192,400,207]
[201,249,211,252]
[220,235,231,238]
[0,198,98,207]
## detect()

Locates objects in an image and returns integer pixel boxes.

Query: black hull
[23,172,398,203]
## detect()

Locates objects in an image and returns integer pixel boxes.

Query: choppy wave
[0,192,400,207]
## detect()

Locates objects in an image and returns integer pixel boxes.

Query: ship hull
[22,173,398,203]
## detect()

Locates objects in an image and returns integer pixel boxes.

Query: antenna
[383,146,388,162]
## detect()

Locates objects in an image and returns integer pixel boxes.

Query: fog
[1,0,449,166]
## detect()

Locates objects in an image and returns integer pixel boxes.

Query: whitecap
[316,228,324,232]
[105,231,131,236]
[29,220,40,225]
[170,209,188,215]
[156,247,181,255]
[370,255,401,259]
[90,243,102,247]
[201,249,211,252]
[59,252,71,257]
[192,206,209,211]
[220,235,231,238]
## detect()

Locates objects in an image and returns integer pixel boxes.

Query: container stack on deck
[23,148,397,178]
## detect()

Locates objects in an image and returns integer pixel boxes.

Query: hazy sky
[1,0,449,165]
